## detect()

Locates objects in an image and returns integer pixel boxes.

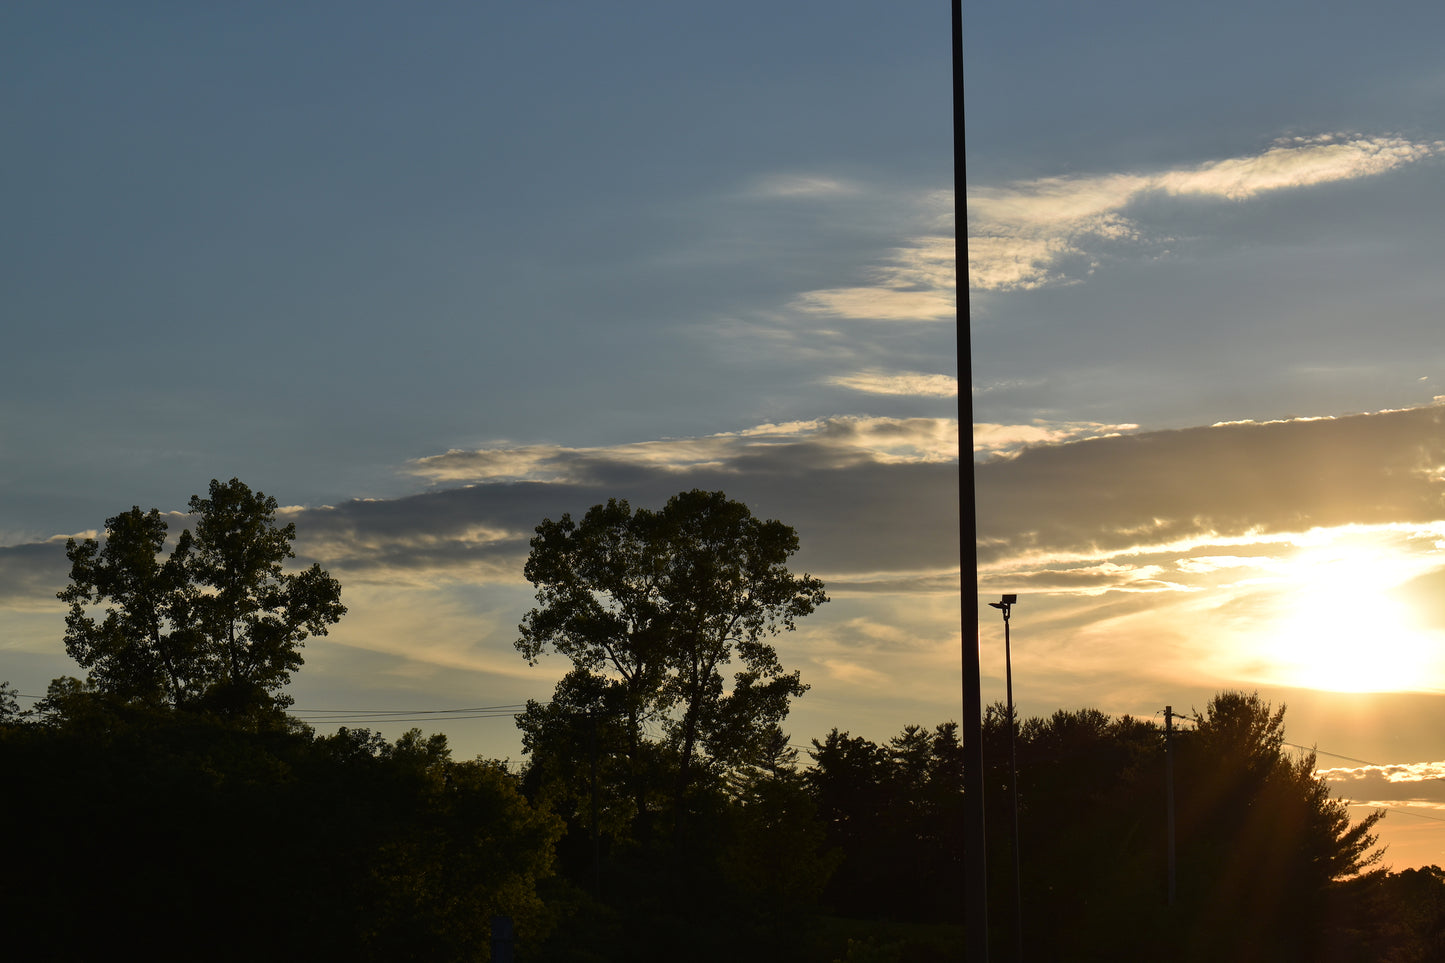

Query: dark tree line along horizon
[6,479,1444,962]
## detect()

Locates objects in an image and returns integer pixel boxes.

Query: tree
[0,680,22,724]
[1170,691,1385,959]
[3,713,563,961]
[58,478,346,718]
[183,478,346,715]
[806,723,966,922]
[58,507,200,706]
[516,489,827,835]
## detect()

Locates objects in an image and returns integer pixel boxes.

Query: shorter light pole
[1163,705,1188,907]
[988,594,1022,961]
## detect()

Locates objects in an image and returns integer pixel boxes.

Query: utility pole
[953,0,988,958]
[1164,706,1180,906]
[589,707,601,897]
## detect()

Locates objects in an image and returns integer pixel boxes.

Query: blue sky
[7,2,1445,867]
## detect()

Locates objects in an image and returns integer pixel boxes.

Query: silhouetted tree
[516,489,826,837]
[807,723,965,922]
[1171,691,1385,961]
[59,478,345,719]
[57,506,201,706]
[718,768,840,934]
[1002,706,1165,959]
[0,680,22,724]
[1357,865,1445,961]
[985,692,1385,961]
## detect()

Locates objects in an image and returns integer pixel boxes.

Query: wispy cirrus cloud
[754,133,1442,321]
[969,133,1444,291]
[743,173,860,199]
[826,369,957,398]
[1155,133,1440,199]
[407,415,958,485]
[790,236,956,322]
[974,419,1140,458]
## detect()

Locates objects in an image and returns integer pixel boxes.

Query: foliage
[57,505,198,705]
[58,478,345,719]
[1352,865,1445,962]
[2,710,562,962]
[719,770,841,923]
[516,489,827,835]
[9,663,1431,963]
[807,723,965,923]
[1167,691,1385,960]
[969,691,1387,961]
[0,680,20,722]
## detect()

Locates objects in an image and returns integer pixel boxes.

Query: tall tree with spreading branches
[59,478,345,718]
[516,489,827,835]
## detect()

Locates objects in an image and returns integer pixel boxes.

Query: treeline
[1,697,559,961]
[5,480,1444,961]
[8,687,1445,961]
[971,695,1419,962]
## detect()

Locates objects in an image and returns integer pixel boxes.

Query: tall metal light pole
[989,594,1022,960]
[953,1,989,959]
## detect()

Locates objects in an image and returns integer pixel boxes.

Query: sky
[6,2,1445,869]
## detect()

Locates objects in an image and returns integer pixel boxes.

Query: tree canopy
[516,489,827,836]
[58,478,345,718]
[2,708,562,961]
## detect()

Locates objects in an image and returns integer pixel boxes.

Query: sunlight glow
[1251,541,1445,693]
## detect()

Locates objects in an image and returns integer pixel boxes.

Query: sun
[1254,541,1444,693]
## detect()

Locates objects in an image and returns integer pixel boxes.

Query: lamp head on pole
[988,594,1017,619]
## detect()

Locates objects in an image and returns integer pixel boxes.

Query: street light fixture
[988,594,1022,959]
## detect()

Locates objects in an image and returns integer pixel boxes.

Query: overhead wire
[289,703,528,725]
[1276,740,1445,825]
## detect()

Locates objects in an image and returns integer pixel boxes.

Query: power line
[290,704,527,724]
[1345,803,1445,824]
[1282,742,1379,768]
[291,704,527,715]
[1278,741,1445,825]
[290,714,522,721]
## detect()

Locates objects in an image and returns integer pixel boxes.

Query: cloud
[817,657,891,688]
[974,419,1140,458]
[0,539,71,610]
[744,173,859,198]
[278,416,965,593]
[968,133,1444,291]
[826,369,957,398]
[0,417,964,622]
[1321,761,1445,808]
[967,405,1445,698]
[980,561,1183,596]
[977,404,1445,565]
[1156,134,1441,200]
[408,416,959,485]
[791,236,956,322]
